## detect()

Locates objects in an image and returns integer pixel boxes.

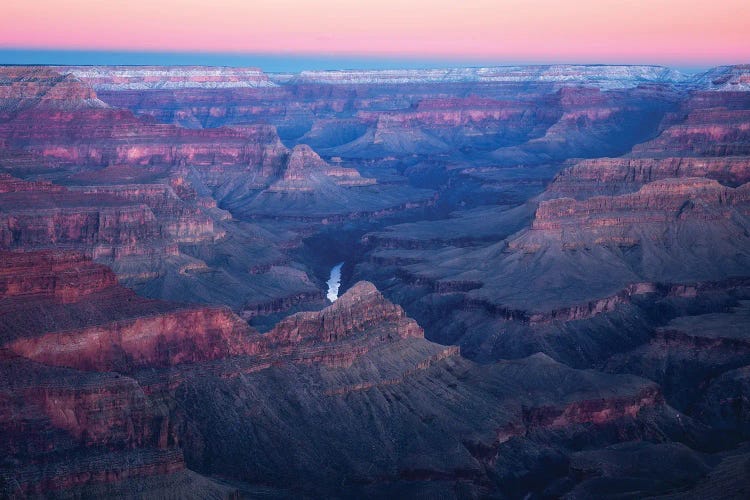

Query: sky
[1,0,748,70]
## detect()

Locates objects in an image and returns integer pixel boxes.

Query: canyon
[1,63,750,498]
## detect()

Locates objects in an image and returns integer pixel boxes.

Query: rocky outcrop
[545,156,750,200]
[0,173,65,193]
[266,281,422,343]
[0,252,678,496]
[694,64,750,91]
[527,178,750,237]
[0,250,245,497]
[358,96,559,128]
[161,294,673,497]
[632,92,750,157]
[67,184,219,243]
[225,142,432,221]
[522,385,662,429]
[0,174,171,258]
[0,67,107,115]
[0,138,316,313]
[266,144,375,192]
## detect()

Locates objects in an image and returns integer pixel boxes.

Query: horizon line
[0,48,734,74]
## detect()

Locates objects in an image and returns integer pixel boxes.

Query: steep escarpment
[0,251,256,369]
[544,156,750,199]
[632,89,750,157]
[269,144,374,190]
[518,177,750,253]
[0,67,437,231]
[264,281,422,344]
[0,67,107,115]
[0,249,116,302]
[491,85,680,164]
[0,251,242,497]
[0,174,174,262]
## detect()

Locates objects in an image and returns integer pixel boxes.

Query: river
[326,262,344,302]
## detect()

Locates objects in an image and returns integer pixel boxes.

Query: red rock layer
[68,184,219,243]
[546,157,750,200]
[516,178,750,249]
[7,307,255,372]
[357,96,557,127]
[632,92,750,157]
[0,67,105,115]
[0,173,65,193]
[0,173,223,264]
[0,250,256,372]
[0,68,286,169]
[0,251,422,375]
[523,385,663,429]
[0,250,116,303]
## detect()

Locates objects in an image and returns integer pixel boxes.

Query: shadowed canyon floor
[2,64,750,498]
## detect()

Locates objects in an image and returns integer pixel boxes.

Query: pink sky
[1,0,749,64]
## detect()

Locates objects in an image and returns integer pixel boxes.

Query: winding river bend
[326,262,344,302]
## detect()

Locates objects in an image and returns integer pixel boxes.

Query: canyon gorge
[1,63,750,498]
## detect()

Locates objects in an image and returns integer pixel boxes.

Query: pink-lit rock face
[0,108,272,167]
[525,386,663,429]
[0,250,255,373]
[30,373,159,446]
[7,306,256,371]
[0,251,412,375]
[0,67,106,113]
[0,173,65,193]
[281,144,330,180]
[545,157,750,199]
[501,177,750,253]
[0,174,188,263]
[531,178,750,232]
[631,92,750,157]
[0,250,117,303]
[358,97,556,127]
[0,68,284,168]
